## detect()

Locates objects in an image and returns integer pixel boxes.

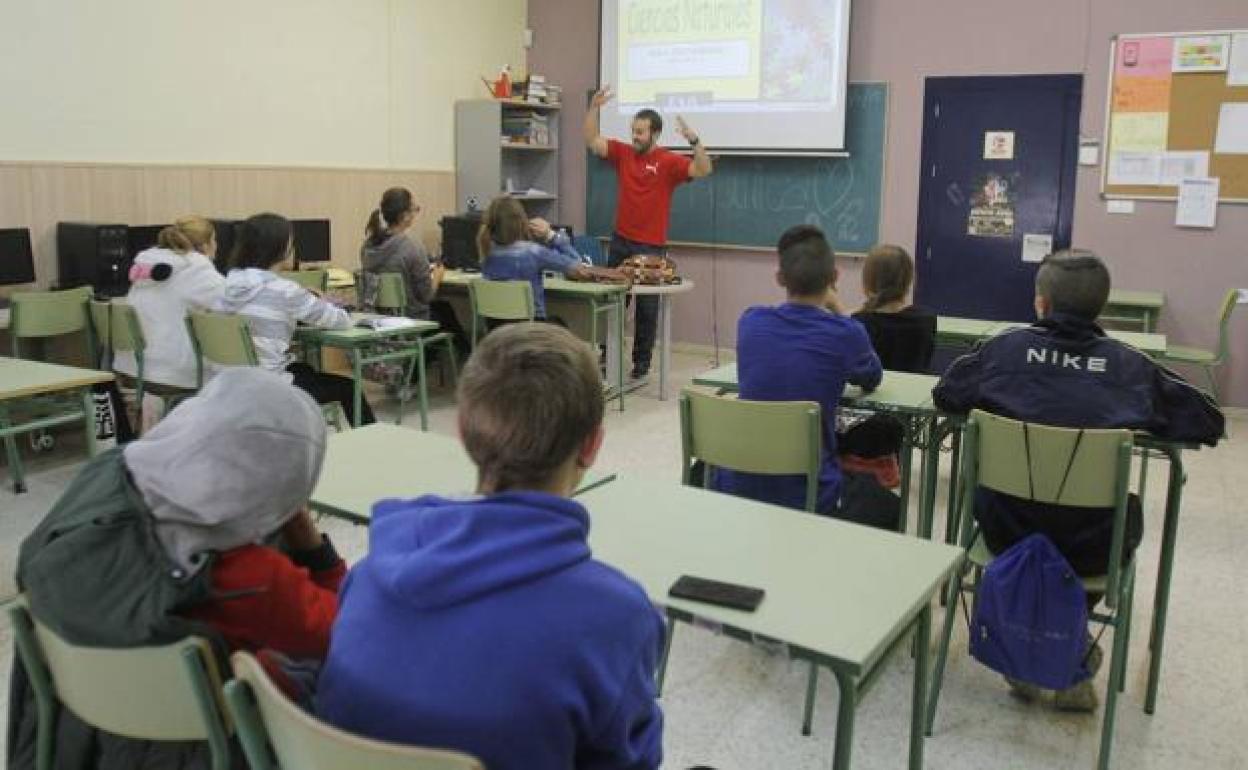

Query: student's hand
[431,262,446,280]
[590,87,614,109]
[281,508,324,552]
[824,287,848,315]
[675,115,699,145]
[528,217,553,241]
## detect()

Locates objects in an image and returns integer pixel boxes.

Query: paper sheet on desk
[355,317,420,330]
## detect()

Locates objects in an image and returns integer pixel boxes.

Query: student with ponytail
[852,245,935,373]
[115,216,225,393]
[360,187,467,351]
[837,244,936,488]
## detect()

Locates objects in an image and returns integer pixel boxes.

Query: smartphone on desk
[669,575,765,612]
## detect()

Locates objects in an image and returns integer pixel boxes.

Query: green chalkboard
[586,82,888,253]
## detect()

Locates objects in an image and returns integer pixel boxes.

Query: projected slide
[601,0,853,153]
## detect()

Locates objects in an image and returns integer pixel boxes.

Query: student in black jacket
[933,248,1223,710]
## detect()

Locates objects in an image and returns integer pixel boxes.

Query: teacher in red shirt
[585,86,713,380]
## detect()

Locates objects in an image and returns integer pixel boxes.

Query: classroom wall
[0,0,527,288]
[529,0,1248,406]
[0,0,527,170]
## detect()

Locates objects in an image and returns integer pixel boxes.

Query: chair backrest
[8,600,231,763]
[89,300,112,352]
[224,652,484,770]
[469,279,534,322]
[186,310,259,387]
[375,272,408,314]
[1213,287,1239,364]
[968,409,1132,508]
[10,286,95,360]
[110,302,146,355]
[278,269,328,293]
[959,409,1134,597]
[679,388,822,513]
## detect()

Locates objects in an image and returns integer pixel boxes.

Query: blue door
[915,75,1082,322]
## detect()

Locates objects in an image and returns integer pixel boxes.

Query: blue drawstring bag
[969,533,1090,690]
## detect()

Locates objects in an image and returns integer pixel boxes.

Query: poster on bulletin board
[1102,29,1248,202]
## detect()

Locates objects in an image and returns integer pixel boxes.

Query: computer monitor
[127,224,169,258]
[0,228,36,286]
[291,219,331,267]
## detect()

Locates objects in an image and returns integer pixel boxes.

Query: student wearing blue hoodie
[316,322,665,770]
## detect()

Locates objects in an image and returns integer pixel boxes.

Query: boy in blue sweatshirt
[713,225,887,525]
[317,323,665,770]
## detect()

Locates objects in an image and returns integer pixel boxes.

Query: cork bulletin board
[1101,30,1248,202]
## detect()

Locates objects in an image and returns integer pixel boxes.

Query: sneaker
[1054,679,1099,712]
[629,367,650,381]
[1005,676,1042,703]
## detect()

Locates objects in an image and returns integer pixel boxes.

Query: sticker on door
[968,173,1016,237]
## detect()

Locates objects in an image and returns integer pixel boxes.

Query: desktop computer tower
[439,213,483,270]
[56,222,131,296]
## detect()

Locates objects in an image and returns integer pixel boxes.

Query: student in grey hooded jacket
[10,367,343,770]
[217,212,375,425]
[360,187,469,352]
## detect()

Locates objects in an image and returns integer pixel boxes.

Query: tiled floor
[2,349,1245,769]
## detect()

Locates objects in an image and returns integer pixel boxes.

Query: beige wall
[0,162,454,292]
[0,0,527,171]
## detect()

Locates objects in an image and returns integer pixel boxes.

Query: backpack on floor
[969,533,1090,690]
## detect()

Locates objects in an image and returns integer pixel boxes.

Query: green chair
[95,301,195,430]
[185,310,260,388]
[278,269,329,293]
[467,279,534,348]
[354,270,459,430]
[185,310,347,432]
[1158,288,1238,402]
[676,388,827,734]
[3,287,97,492]
[925,409,1136,770]
[10,286,95,362]
[88,299,113,369]
[224,651,484,770]
[9,598,232,770]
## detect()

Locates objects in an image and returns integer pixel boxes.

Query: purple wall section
[529,0,1248,405]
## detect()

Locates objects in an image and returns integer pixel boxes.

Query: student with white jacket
[114,217,225,411]
[217,212,376,426]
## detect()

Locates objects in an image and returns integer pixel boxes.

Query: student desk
[629,280,695,400]
[691,365,948,539]
[295,314,441,430]
[580,474,963,770]
[0,357,112,493]
[439,271,629,411]
[309,423,614,525]
[1101,289,1165,332]
[935,316,1167,355]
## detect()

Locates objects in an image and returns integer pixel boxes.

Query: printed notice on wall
[1175,177,1219,229]
[1021,233,1052,263]
[1229,33,1248,86]
[1158,151,1210,186]
[1108,151,1161,186]
[1173,35,1230,73]
[1109,112,1168,152]
[1214,103,1248,155]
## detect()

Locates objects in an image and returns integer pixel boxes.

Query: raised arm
[676,115,713,178]
[584,86,613,159]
